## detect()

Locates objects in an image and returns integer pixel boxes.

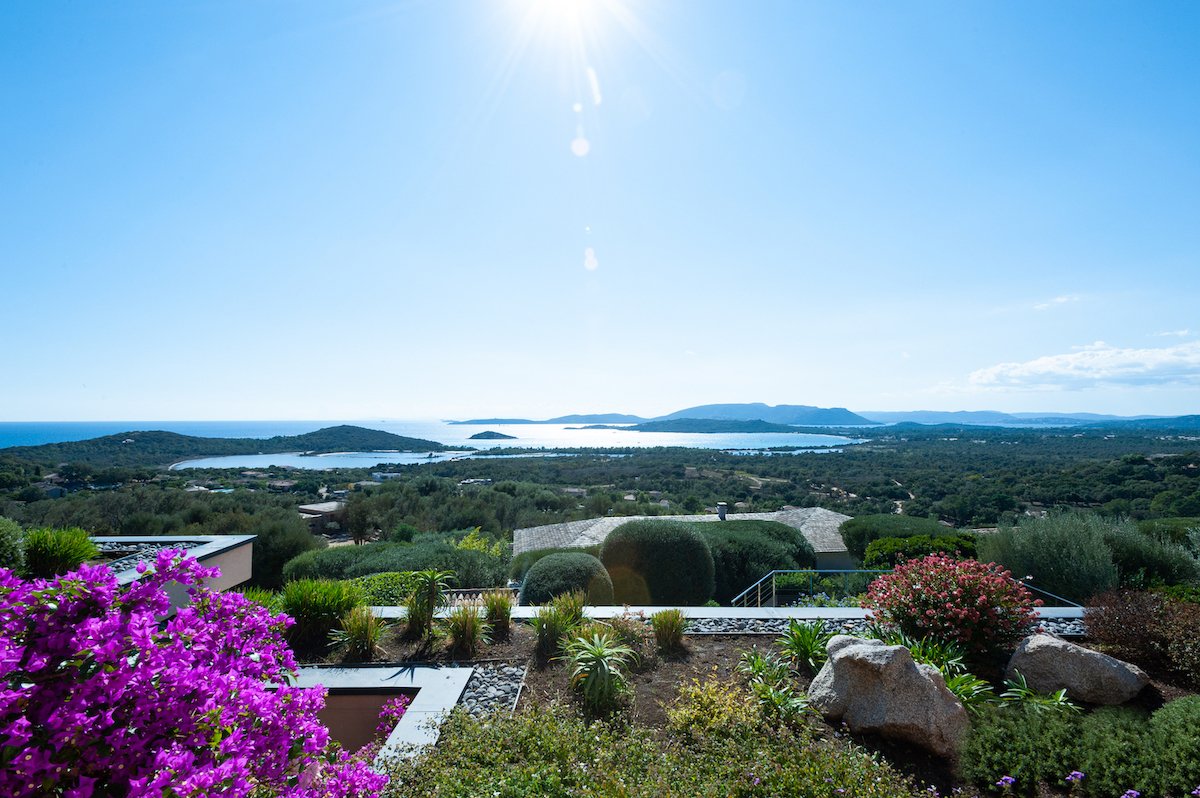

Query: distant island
[1,425,453,468]
[469,430,517,440]
[578,418,840,434]
[452,404,873,426]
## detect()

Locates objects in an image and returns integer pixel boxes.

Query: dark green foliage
[280,579,364,658]
[862,533,977,569]
[1102,519,1199,587]
[0,516,24,572]
[380,703,920,797]
[518,552,613,605]
[250,513,324,588]
[839,514,950,561]
[347,571,421,605]
[1067,707,1151,797]
[959,704,1079,793]
[23,527,99,578]
[1138,516,1200,548]
[703,520,816,567]
[281,540,506,588]
[1147,696,1200,795]
[1155,583,1200,604]
[979,513,1119,603]
[510,545,600,581]
[700,527,797,604]
[600,520,715,605]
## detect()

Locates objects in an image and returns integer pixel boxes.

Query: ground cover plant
[0,550,386,797]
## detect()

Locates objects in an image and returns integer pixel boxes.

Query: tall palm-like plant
[563,632,634,714]
[405,569,455,640]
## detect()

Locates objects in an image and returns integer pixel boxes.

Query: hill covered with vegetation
[1,425,453,468]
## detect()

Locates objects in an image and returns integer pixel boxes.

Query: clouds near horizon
[969,341,1200,390]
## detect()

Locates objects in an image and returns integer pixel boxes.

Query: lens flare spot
[584,247,599,270]
[571,136,591,156]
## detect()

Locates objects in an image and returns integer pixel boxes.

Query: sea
[0,420,865,470]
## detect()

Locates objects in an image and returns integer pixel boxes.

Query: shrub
[839,514,950,561]
[1000,672,1080,714]
[282,545,367,582]
[280,579,365,657]
[1147,696,1200,796]
[775,620,832,675]
[518,551,613,605]
[603,610,656,667]
[862,533,978,569]
[863,554,1040,656]
[348,571,421,605]
[482,589,513,638]
[1155,583,1200,604]
[650,608,687,653]
[1087,590,1200,683]
[563,632,634,715]
[531,604,578,661]
[700,527,798,604]
[440,603,491,658]
[943,673,995,715]
[23,527,99,578]
[509,545,600,582]
[600,520,714,605]
[249,512,324,588]
[238,585,281,612]
[1138,516,1200,548]
[349,542,505,588]
[1159,600,1200,685]
[330,605,394,661]
[0,550,386,797]
[667,678,757,742]
[1067,706,1151,798]
[959,704,1080,794]
[0,516,23,572]
[1102,518,1199,587]
[977,513,1119,603]
[702,519,816,565]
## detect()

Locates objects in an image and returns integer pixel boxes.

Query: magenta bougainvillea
[863,554,1041,655]
[0,550,387,798]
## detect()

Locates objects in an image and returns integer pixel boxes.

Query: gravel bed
[459,662,526,718]
[683,616,1086,637]
[95,541,199,574]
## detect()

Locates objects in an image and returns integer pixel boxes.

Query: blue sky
[2,1,1197,420]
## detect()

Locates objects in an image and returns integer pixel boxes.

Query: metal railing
[730,570,892,608]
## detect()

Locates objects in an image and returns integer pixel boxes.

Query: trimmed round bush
[519,552,613,605]
[600,520,714,606]
[510,545,600,581]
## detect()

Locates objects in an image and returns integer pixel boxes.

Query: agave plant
[563,632,634,714]
[776,619,833,675]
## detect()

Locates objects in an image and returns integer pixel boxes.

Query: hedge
[600,520,714,605]
[839,514,951,561]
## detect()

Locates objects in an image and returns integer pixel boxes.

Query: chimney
[717,502,727,521]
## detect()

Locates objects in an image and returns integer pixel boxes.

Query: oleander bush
[0,516,23,572]
[281,578,365,657]
[863,554,1040,656]
[601,519,715,605]
[0,550,386,797]
[862,533,978,569]
[22,526,99,578]
[839,514,951,561]
[518,551,613,605]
